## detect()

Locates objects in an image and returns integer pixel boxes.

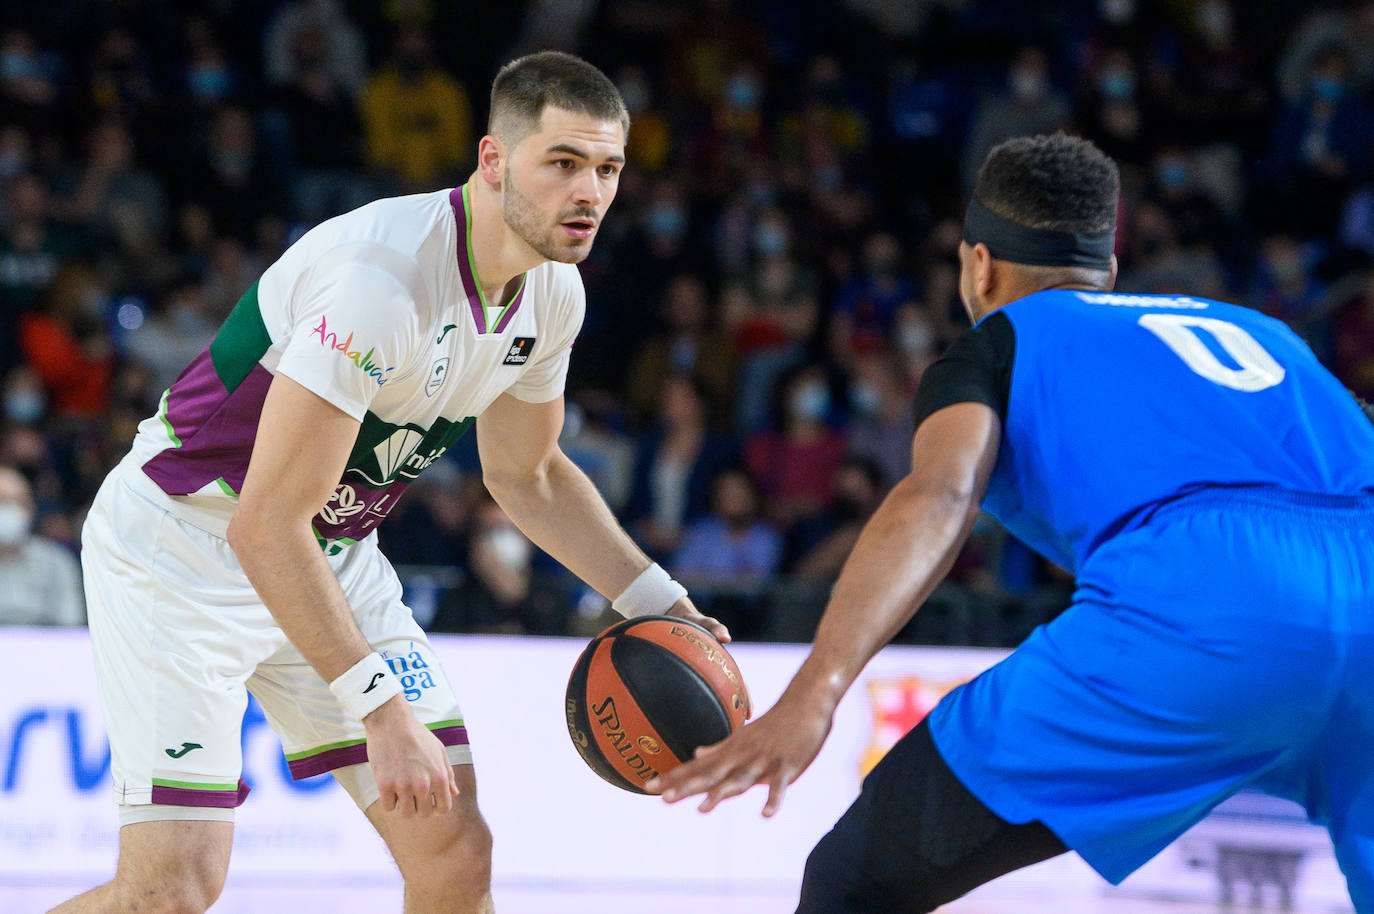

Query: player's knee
[115,860,227,914]
[797,828,940,914]
[411,809,494,894]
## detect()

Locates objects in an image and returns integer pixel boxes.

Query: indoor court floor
[3,879,1353,914]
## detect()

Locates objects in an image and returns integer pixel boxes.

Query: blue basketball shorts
[927,487,1374,907]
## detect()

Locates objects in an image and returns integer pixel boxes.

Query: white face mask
[484,527,531,569]
[0,503,32,545]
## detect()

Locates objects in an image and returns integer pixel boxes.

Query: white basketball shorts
[81,464,472,825]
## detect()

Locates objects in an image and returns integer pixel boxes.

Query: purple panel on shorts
[288,742,369,781]
[142,359,274,496]
[149,777,251,808]
[287,726,470,781]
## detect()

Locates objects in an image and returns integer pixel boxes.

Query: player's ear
[477,135,505,189]
[973,242,996,301]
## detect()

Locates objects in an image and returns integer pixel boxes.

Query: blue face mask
[1311,75,1344,103]
[0,50,40,81]
[1156,159,1190,190]
[790,383,829,422]
[753,224,788,258]
[0,148,27,178]
[189,65,231,100]
[725,76,761,111]
[4,390,45,424]
[646,203,686,240]
[1098,70,1135,102]
[850,381,882,416]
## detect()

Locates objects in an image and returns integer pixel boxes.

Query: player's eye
[553,158,576,169]
[598,164,620,177]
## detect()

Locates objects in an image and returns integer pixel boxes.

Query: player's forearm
[226,513,373,681]
[484,450,647,600]
[788,476,981,712]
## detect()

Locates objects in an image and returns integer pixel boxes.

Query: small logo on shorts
[502,337,536,365]
[363,672,385,694]
[165,742,203,759]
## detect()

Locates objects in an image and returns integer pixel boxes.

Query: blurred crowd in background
[4,0,1374,643]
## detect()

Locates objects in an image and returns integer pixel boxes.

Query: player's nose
[570,170,603,207]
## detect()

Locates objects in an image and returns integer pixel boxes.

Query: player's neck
[974,279,1105,321]
[465,178,544,302]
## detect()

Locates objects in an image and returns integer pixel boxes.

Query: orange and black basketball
[565,615,750,793]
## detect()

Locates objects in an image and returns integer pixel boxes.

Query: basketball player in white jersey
[54,51,725,914]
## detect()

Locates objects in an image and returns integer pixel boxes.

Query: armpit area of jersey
[912,311,1015,429]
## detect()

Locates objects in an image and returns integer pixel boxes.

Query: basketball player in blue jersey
[651,133,1374,912]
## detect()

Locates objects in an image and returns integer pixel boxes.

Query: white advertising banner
[0,626,1353,912]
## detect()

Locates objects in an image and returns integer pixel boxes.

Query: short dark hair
[489,51,629,142]
[973,133,1119,235]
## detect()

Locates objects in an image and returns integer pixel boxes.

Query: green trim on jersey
[156,389,182,447]
[213,477,238,497]
[208,280,273,392]
[312,525,358,556]
[461,184,528,331]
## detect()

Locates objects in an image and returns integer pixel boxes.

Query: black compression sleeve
[912,311,1015,429]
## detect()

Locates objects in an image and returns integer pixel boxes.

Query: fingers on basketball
[565,615,750,795]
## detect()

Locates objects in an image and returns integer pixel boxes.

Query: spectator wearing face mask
[744,365,847,530]
[961,47,1073,190]
[1259,46,1374,237]
[829,232,917,363]
[360,26,471,190]
[846,349,917,488]
[0,464,84,626]
[428,495,569,636]
[786,455,886,581]
[671,466,783,638]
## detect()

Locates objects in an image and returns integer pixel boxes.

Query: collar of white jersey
[450,184,529,335]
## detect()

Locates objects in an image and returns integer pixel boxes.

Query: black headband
[962,196,1115,269]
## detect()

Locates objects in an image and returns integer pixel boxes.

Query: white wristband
[612,562,688,618]
[329,652,403,721]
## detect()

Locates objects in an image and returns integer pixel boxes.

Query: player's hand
[646,687,833,816]
[665,596,732,644]
[363,695,459,818]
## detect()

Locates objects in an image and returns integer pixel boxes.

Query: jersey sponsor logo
[1074,292,1209,310]
[319,481,368,525]
[310,315,395,387]
[314,416,476,545]
[435,323,458,344]
[502,337,536,365]
[350,427,449,486]
[425,357,449,397]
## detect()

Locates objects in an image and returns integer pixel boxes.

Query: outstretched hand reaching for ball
[646,683,834,816]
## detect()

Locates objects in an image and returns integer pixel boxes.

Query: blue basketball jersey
[919,289,1374,572]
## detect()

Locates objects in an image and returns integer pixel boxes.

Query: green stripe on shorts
[284,719,465,761]
[151,777,238,791]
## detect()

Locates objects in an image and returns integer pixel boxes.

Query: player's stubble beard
[502,166,595,265]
